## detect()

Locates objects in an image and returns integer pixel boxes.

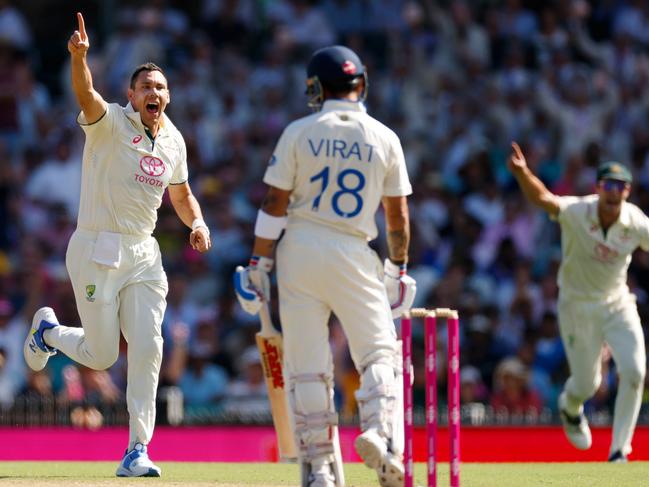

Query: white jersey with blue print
[77,102,188,236]
[556,194,649,301]
[263,100,412,241]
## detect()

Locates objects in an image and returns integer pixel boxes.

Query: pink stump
[402,315,414,487]
[425,315,438,487]
[447,315,460,487]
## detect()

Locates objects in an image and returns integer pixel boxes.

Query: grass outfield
[0,462,647,486]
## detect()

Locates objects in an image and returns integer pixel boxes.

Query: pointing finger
[77,12,87,39]
[511,141,523,159]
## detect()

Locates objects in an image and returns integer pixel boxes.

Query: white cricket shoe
[116,443,161,477]
[24,307,59,371]
[306,457,337,487]
[308,470,336,487]
[355,429,404,487]
[558,391,592,450]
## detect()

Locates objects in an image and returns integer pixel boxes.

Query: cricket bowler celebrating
[508,142,646,462]
[234,45,416,487]
[23,13,211,476]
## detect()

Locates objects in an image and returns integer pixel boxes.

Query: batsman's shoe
[307,468,336,487]
[608,450,628,463]
[24,307,59,371]
[558,392,592,450]
[116,443,161,477]
[355,429,404,487]
[308,473,336,487]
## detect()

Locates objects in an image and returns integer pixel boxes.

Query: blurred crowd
[2,0,649,427]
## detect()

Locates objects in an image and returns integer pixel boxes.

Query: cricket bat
[257,302,297,461]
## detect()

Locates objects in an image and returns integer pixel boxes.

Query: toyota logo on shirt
[139,156,166,177]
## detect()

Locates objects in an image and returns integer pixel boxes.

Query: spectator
[490,356,543,418]
[222,346,270,419]
[0,0,32,51]
[0,298,25,406]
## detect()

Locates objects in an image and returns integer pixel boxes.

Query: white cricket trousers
[276,221,398,380]
[558,294,646,456]
[47,228,167,448]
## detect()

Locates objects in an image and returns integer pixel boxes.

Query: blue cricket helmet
[305,45,367,110]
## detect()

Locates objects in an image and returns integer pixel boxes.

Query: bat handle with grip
[259,301,280,338]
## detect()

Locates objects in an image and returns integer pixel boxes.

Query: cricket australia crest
[85,284,96,302]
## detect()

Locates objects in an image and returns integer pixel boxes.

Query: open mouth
[146,102,159,114]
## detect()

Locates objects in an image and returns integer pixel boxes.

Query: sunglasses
[600,179,629,192]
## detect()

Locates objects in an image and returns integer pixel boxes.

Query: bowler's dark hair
[129,62,166,89]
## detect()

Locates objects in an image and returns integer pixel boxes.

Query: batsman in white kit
[234,46,416,487]
[23,13,211,476]
[508,142,647,462]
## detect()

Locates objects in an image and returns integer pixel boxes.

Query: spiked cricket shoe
[608,450,628,463]
[116,443,161,477]
[355,429,404,487]
[558,391,592,450]
[24,307,59,371]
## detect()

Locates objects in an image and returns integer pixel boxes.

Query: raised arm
[508,142,560,217]
[382,195,410,265]
[68,12,106,123]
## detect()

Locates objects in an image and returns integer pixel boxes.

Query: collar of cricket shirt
[588,196,631,229]
[321,99,367,113]
[124,102,169,136]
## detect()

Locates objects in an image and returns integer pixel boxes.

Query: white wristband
[192,218,208,233]
[254,210,287,240]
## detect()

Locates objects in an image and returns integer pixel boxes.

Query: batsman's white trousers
[49,228,167,447]
[558,293,646,456]
[276,220,398,391]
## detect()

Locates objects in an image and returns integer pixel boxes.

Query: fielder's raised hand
[508,142,528,173]
[68,12,90,57]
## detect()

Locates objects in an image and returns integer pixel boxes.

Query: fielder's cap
[307,45,364,89]
[596,161,632,183]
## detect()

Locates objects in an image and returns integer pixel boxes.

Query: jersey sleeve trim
[168,180,188,185]
[383,186,413,197]
[77,107,108,127]
[262,175,294,191]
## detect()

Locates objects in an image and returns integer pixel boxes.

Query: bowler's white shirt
[264,100,412,240]
[76,103,188,236]
[556,195,649,301]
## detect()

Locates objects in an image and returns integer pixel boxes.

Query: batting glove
[234,256,273,315]
[384,259,417,319]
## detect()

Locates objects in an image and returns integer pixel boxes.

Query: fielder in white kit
[23,13,211,476]
[234,46,416,487]
[508,142,647,462]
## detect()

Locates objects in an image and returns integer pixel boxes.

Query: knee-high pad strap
[355,383,397,401]
[294,411,339,431]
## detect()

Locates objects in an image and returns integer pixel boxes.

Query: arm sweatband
[254,210,287,240]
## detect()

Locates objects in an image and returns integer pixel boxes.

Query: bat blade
[257,305,297,461]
